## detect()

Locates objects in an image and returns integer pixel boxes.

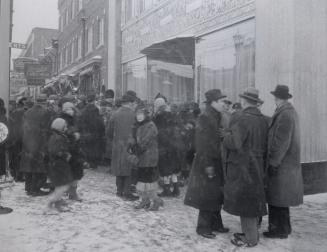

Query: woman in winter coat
[153,98,181,197]
[45,118,74,213]
[184,89,229,239]
[131,105,163,211]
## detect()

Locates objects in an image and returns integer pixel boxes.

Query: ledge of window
[86,50,93,56]
[96,43,104,50]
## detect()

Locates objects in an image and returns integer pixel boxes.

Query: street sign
[25,63,52,79]
[10,42,27,49]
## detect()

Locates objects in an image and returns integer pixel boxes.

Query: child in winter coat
[44,118,74,214]
[132,105,163,211]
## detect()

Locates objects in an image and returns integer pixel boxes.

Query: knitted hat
[51,118,67,132]
[62,102,75,114]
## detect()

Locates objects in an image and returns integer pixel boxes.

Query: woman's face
[136,111,145,122]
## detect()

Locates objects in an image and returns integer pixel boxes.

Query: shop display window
[196,19,255,102]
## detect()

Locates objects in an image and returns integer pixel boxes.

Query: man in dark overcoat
[184,89,229,239]
[108,92,139,201]
[20,97,51,196]
[264,85,303,239]
[222,87,268,247]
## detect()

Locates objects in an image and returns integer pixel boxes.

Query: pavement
[0,168,326,252]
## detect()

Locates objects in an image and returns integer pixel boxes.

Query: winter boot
[54,200,71,212]
[147,198,164,211]
[68,186,82,202]
[0,206,13,215]
[158,185,173,197]
[134,198,151,210]
[172,183,180,197]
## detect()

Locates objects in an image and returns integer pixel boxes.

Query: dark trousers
[25,173,47,193]
[268,204,292,235]
[8,144,24,181]
[0,146,6,176]
[116,176,132,196]
[196,208,224,234]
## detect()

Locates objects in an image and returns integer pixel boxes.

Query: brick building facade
[57,0,108,95]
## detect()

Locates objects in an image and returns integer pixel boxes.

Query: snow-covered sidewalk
[0,168,326,252]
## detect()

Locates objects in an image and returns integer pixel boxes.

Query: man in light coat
[108,92,139,201]
[264,85,303,239]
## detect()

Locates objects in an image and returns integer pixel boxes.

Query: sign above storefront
[24,63,52,79]
[25,63,52,86]
[26,78,46,86]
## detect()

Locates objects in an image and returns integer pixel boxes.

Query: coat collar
[270,102,294,127]
[205,105,221,119]
[273,102,294,116]
[243,106,262,116]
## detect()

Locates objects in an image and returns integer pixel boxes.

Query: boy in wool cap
[45,118,74,214]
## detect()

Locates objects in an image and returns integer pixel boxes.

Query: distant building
[12,27,58,99]
[57,0,109,95]
[19,27,59,60]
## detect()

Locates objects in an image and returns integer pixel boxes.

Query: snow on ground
[0,168,326,252]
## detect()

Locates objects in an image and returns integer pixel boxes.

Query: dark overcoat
[0,111,7,176]
[108,106,136,176]
[79,104,105,165]
[59,113,85,180]
[48,130,73,186]
[153,111,181,176]
[184,106,224,211]
[135,120,159,168]
[266,102,303,207]
[20,105,51,174]
[223,107,268,217]
[104,105,116,160]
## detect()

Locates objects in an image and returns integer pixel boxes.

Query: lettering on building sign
[122,0,255,61]
[140,27,150,35]
[160,15,173,26]
[186,0,203,13]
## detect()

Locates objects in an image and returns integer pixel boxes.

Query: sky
[11,0,58,59]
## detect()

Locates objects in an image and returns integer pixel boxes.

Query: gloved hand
[83,162,90,169]
[205,166,216,178]
[66,153,72,162]
[268,165,279,177]
[218,128,230,139]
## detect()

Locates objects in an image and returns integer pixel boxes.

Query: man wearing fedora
[264,85,303,239]
[222,87,268,247]
[108,92,139,201]
[184,89,229,239]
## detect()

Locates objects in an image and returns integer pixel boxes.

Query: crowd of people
[0,84,303,248]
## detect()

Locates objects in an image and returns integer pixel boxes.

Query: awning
[140,36,195,65]
[79,66,94,76]
[60,56,102,76]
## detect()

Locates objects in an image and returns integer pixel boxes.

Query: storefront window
[122,57,147,100]
[196,19,255,102]
[148,59,194,103]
